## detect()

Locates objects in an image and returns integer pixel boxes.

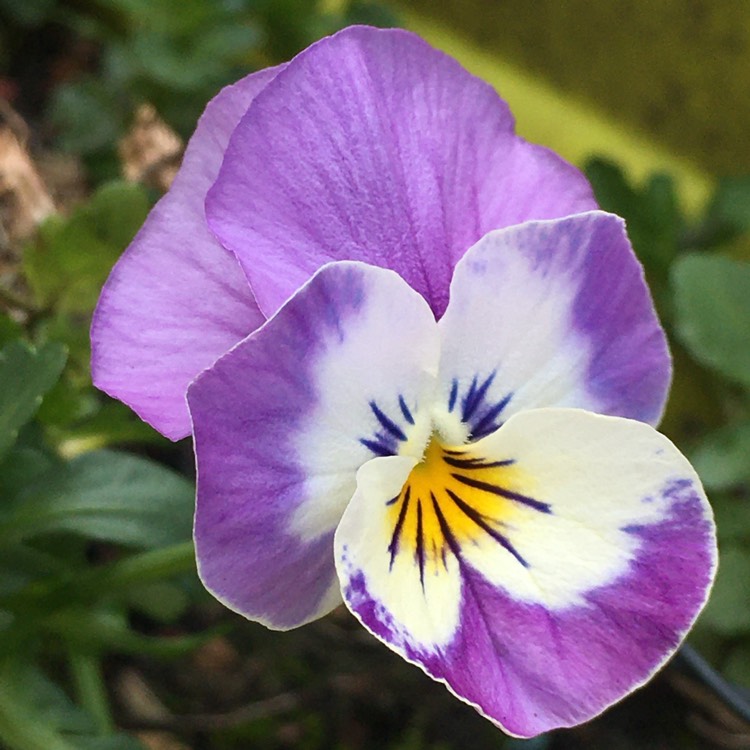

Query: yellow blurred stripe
[402,12,713,215]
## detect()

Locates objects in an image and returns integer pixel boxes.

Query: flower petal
[206,25,596,319]
[91,67,282,439]
[435,211,670,435]
[188,261,439,629]
[336,408,715,736]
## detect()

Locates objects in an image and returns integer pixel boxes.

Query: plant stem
[676,643,750,722]
[68,651,113,734]
[0,541,196,615]
[84,540,196,594]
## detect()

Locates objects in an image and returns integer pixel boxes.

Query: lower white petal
[335,407,716,736]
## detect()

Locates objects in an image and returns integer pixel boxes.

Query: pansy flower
[91,26,716,738]
[187,213,715,737]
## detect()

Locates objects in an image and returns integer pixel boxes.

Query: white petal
[435,212,670,444]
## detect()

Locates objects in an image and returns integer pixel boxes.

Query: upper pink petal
[206,25,597,319]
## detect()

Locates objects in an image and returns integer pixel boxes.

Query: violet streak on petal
[91,66,282,440]
[206,25,597,319]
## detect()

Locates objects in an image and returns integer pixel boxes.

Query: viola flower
[187,212,716,737]
[90,24,716,737]
[91,25,596,440]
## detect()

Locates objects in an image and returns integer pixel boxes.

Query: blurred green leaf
[0,0,56,26]
[99,0,216,34]
[723,644,750,690]
[0,658,144,750]
[0,341,67,459]
[130,31,221,91]
[685,624,725,665]
[88,180,152,249]
[672,254,750,387]
[129,24,258,92]
[194,23,260,66]
[0,315,23,346]
[49,79,126,155]
[48,607,208,657]
[257,0,326,59]
[585,159,637,218]
[0,541,77,603]
[24,181,149,314]
[708,176,750,235]
[389,727,430,750]
[0,660,94,734]
[0,446,56,497]
[80,541,196,597]
[125,581,190,622]
[712,495,750,543]
[0,659,92,750]
[642,173,681,270]
[36,378,100,430]
[49,399,165,451]
[1,450,193,548]
[343,1,399,27]
[37,314,98,377]
[692,421,750,490]
[505,738,552,750]
[75,736,144,750]
[699,545,750,635]
[585,158,681,281]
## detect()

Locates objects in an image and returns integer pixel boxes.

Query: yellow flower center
[386,436,548,584]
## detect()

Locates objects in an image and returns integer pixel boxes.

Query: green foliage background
[1,1,749,749]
